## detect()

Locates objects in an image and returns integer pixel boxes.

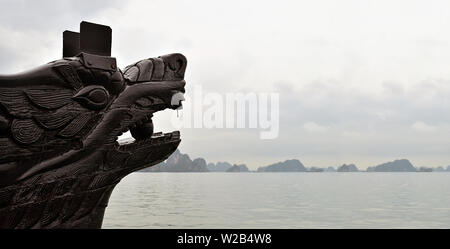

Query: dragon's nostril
[160,53,187,81]
[168,59,184,71]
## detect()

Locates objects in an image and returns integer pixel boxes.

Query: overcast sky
[2,0,450,169]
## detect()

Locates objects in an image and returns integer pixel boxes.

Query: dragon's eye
[73,85,109,110]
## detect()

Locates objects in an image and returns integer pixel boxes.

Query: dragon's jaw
[105,79,185,158]
[111,94,184,170]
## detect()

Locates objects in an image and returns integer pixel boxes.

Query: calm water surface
[103,173,450,228]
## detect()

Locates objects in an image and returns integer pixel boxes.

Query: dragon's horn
[63,21,112,58]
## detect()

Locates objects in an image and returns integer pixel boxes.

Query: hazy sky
[2,0,450,169]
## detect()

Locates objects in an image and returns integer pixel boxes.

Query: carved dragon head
[0,22,186,228]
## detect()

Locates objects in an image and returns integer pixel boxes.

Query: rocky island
[140,151,450,173]
[337,164,359,172]
[257,159,307,172]
[226,164,250,172]
[140,150,209,172]
[207,162,233,172]
[367,159,416,172]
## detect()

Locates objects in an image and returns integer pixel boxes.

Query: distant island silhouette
[139,150,450,173]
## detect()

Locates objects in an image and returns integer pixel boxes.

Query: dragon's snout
[110,53,187,142]
[123,53,187,83]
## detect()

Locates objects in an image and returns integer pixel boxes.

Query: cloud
[303,122,328,132]
[0,0,121,30]
[411,121,436,132]
[3,0,450,169]
[0,0,121,72]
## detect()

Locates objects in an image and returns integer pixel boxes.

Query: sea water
[103,172,450,228]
